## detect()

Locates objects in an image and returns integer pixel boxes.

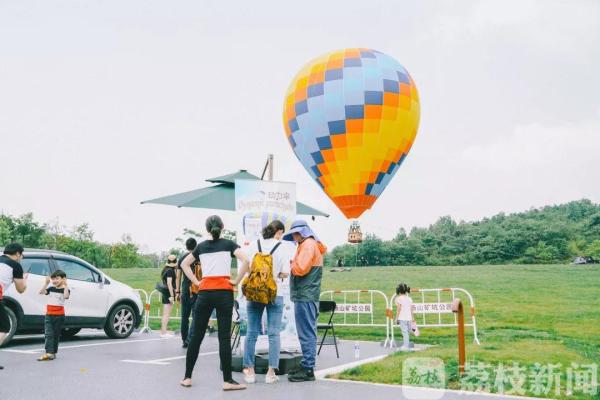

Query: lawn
[105,264,600,399]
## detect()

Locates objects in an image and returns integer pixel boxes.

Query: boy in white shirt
[38,270,70,361]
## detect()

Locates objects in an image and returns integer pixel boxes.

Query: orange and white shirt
[192,239,239,291]
[44,286,67,316]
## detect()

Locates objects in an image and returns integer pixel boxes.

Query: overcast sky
[1,0,599,254]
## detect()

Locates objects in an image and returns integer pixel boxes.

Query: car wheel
[104,304,135,339]
[61,327,81,339]
[0,306,18,347]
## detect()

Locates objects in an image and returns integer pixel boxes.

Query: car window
[54,259,99,282]
[20,258,51,276]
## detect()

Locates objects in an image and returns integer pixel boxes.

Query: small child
[37,270,69,361]
[394,283,415,351]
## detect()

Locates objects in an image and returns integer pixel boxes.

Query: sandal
[180,378,192,388]
[37,354,55,361]
[243,368,256,384]
[223,379,247,391]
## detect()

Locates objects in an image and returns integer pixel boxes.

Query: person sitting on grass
[37,270,70,361]
[394,283,415,351]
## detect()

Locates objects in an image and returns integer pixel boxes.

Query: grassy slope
[105,264,600,399]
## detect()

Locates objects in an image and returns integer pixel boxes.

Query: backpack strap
[257,240,262,253]
[270,242,282,255]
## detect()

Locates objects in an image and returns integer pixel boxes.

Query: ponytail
[206,215,224,240]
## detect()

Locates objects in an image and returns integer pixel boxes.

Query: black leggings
[184,290,233,381]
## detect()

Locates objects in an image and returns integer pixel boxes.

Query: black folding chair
[317,300,339,358]
[231,300,241,351]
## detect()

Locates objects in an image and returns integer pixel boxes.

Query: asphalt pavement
[0,330,538,400]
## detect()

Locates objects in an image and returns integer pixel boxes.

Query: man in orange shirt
[283,220,326,382]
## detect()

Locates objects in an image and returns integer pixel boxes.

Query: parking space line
[1,336,175,355]
[121,350,219,365]
[1,349,42,354]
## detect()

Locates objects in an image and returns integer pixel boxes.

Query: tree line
[0,213,156,268]
[4,199,600,268]
[327,199,600,266]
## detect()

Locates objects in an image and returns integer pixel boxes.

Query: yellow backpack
[242,240,280,304]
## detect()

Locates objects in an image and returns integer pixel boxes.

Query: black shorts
[161,293,173,305]
[0,302,11,333]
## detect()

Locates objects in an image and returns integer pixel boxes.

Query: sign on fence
[335,303,373,314]
[412,302,453,314]
[320,290,391,347]
[390,288,481,346]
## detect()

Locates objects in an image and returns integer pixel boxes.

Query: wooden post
[452,298,466,375]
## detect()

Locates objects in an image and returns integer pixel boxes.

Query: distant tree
[13,213,45,247]
[585,240,600,259]
[71,223,94,241]
[328,199,600,266]
[175,227,203,244]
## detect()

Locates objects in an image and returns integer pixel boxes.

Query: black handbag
[155,282,170,295]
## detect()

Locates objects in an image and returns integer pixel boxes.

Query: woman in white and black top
[240,220,290,384]
[179,215,250,391]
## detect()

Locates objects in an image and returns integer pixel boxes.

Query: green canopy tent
[141,170,329,218]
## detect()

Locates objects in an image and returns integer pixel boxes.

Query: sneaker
[242,369,256,384]
[265,374,279,384]
[223,379,247,391]
[160,333,174,339]
[0,365,4,370]
[287,366,301,374]
[288,368,315,382]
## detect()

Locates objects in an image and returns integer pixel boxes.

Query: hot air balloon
[283,49,420,219]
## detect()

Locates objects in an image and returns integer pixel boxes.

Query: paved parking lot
[0,330,530,400]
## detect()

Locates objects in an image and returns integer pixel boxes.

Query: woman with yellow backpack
[239,220,290,384]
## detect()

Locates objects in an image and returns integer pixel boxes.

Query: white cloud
[460,110,600,172]
[430,0,600,52]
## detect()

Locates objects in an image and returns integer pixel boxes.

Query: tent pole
[268,154,274,181]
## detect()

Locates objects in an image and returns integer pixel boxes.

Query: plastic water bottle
[353,341,360,359]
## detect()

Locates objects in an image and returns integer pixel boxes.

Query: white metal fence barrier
[389,287,480,346]
[319,289,392,347]
[147,289,183,321]
[134,289,151,333]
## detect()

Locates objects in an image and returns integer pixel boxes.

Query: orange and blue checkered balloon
[283,49,420,219]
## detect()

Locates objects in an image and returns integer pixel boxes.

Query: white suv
[1,249,143,345]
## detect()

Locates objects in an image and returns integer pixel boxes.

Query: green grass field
[105,264,600,399]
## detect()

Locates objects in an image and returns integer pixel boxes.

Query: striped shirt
[192,239,239,291]
[44,286,67,316]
